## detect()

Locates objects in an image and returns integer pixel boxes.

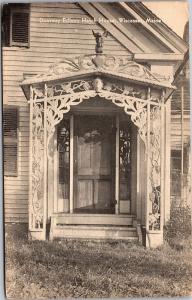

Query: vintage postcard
[2,1,191,298]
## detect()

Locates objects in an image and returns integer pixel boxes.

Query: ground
[5,224,192,298]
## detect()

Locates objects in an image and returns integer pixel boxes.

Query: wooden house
[170,21,191,207]
[2,2,189,247]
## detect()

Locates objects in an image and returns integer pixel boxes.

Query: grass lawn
[5,224,192,298]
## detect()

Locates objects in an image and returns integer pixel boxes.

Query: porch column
[28,85,47,240]
[69,115,74,213]
[145,90,165,248]
[43,84,48,235]
[164,98,171,222]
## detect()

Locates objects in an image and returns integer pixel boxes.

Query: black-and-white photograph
[2,1,191,298]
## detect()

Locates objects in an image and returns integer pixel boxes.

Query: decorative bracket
[44,77,151,151]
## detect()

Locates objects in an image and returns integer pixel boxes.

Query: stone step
[52,213,135,227]
[50,224,138,241]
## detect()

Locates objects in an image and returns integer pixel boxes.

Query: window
[171,149,188,173]
[57,118,70,201]
[119,120,132,201]
[171,150,181,171]
[3,107,18,176]
[171,150,182,197]
[2,4,30,47]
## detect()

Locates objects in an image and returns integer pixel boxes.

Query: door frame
[53,112,135,216]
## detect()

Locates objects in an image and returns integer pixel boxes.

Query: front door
[74,115,115,213]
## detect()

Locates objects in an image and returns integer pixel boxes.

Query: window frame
[9,6,30,47]
[3,106,19,177]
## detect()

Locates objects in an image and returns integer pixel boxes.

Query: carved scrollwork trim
[99,90,147,146]
[148,105,161,231]
[30,102,44,231]
[22,54,173,89]
[46,90,97,151]
[44,79,148,151]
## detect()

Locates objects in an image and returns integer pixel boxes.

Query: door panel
[94,180,111,209]
[74,115,115,213]
[93,141,111,175]
[76,180,93,209]
[77,139,92,175]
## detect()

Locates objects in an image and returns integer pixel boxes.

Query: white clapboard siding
[3,2,130,223]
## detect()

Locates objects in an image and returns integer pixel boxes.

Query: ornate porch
[21,50,175,247]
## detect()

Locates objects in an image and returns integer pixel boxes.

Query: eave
[21,69,175,90]
[126,2,188,54]
[134,53,185,62]
[21,67,175,103]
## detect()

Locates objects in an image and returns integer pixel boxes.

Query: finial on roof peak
[92,30,108,54]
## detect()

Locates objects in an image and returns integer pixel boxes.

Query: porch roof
[20,54,176,101]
